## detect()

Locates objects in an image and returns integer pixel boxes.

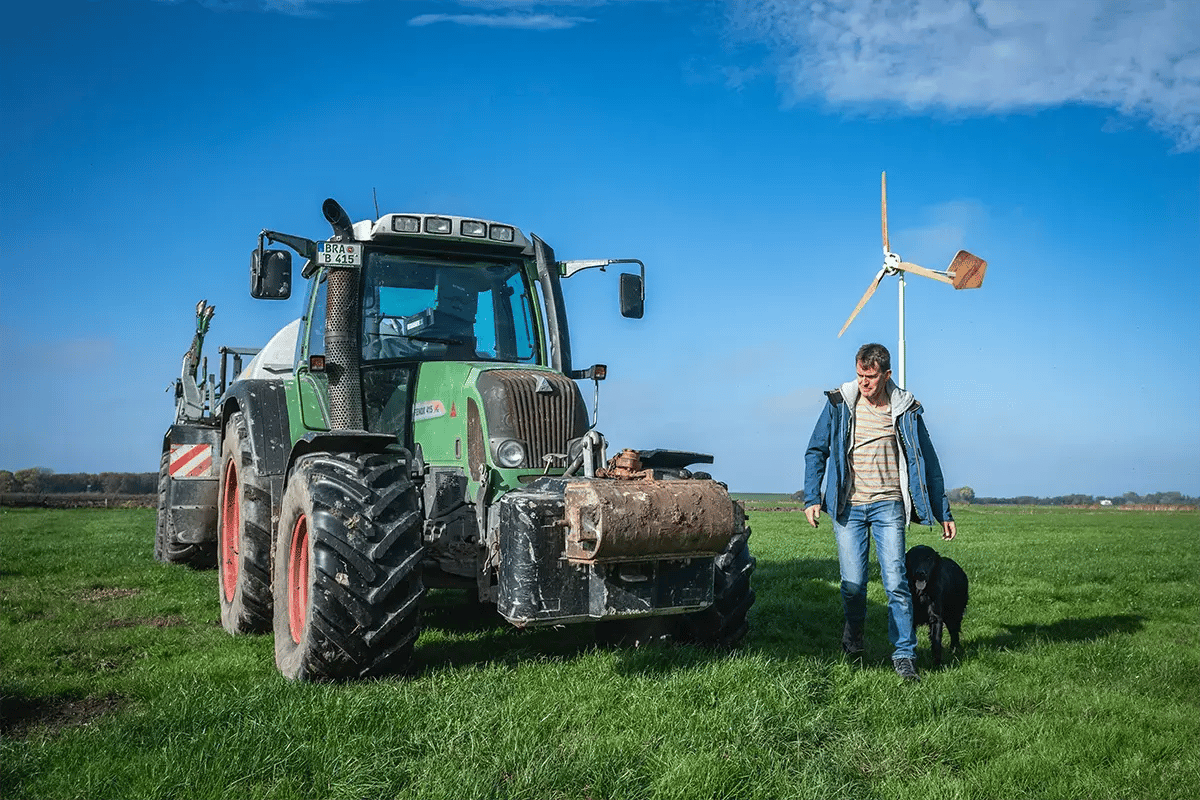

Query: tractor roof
[354,213,532,253]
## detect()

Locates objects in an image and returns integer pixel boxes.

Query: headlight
[494,439,527,468]
[461,220,487,238]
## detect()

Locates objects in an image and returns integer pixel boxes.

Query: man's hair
[856,343,891,373]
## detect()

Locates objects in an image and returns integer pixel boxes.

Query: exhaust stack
[321,198,364,430]
[322,198,355,241]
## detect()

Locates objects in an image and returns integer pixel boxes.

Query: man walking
[803,343,956,682]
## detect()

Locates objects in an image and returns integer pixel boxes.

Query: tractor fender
[284,432,403,481]
[219,379,292,477]
[160,422,221,544]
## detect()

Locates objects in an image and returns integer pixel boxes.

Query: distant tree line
[0,468,156,496]
[967,490,1198,507]
[6,468,1198,508]
[791,485,1197,507]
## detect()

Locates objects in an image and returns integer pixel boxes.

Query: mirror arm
[259,229,317,262]
[560,258,644,286]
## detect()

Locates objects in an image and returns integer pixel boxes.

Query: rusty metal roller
[562,479,735,563]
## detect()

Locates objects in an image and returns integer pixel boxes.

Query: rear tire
[217,412,273,634]
[273,452,424,681]
[154,451,167,563]
[155,450,216,569]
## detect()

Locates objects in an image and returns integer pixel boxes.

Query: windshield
[361,252,540,364]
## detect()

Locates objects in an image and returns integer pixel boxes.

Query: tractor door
[295,270,332,432]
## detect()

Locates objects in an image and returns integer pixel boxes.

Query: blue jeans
[832,500,916,661]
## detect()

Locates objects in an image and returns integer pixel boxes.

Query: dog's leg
[947,615,962,652]
[929,618,944,666]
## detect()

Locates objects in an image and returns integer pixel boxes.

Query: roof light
[392,215,420,233]
[461,220,487,238]
[490,224,515,242]
[425,217,452,235]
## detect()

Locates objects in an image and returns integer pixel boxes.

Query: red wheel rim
[219,458,239,603]
[287,515,310,644]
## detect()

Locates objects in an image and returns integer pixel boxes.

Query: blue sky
[1,0,1197,497]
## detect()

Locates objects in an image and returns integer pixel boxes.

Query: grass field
[2,506,1197,799]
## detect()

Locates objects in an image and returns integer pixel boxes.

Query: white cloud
[408,12,593,30]
[408,0,644,29]
[260,0,360,13]
[151,0,366,15]
[456,0,615,7]
[151,0,616,24]
[728,0,1200,150]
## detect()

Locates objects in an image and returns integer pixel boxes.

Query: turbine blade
[948,250,988,289]
[881,171,889,254]
[838,268,887,338]
[897,261,953,285]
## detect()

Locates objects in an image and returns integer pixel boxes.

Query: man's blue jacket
[804,379,953,526]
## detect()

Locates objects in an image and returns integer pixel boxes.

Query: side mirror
[251,248,292,299]
[619,272,643,319]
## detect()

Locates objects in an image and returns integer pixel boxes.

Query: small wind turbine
[838,171,988,387]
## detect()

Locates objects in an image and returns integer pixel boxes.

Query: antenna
[838,172,989,387]
[372,188,380,219]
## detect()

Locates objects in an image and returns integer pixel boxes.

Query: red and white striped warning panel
[169,443,214,479]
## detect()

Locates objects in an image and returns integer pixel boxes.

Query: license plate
[318,242,362,267]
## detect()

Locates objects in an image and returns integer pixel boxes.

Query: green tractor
[158,199,755,680]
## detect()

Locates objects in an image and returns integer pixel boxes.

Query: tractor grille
[478,370,584,468]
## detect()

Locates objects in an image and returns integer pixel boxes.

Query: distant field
[2,506,1197,799]
[731,492,803,507]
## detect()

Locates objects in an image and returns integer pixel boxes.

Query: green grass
[2,506,1197,799]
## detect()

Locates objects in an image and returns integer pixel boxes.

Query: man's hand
[804,504,821,529]
[942,520,957,541]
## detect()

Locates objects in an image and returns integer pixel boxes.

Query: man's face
[856,361,891,403]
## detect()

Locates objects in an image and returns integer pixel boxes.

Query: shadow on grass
[419,589,504,635]
[750,560,1150,669]
[414,589,600,673]
[747,557,854,659]
[411,562,1144,677]
[410,558,860,676]
[973,614,1146,653]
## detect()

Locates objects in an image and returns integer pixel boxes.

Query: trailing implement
[158,199,755,680]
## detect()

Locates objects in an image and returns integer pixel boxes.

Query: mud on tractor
[157,199,755,680]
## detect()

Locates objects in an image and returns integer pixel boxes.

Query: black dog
[906,544,969,666]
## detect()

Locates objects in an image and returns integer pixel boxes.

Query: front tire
[217,412,273,634]
[678,516,756,648]
[273,452,424,681]
[599,499,756,650]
